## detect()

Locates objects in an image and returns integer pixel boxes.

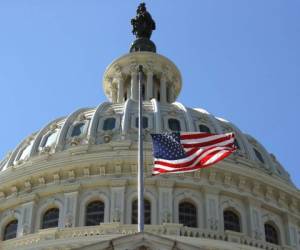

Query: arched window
[17,140,34,161]
[41,130,59,148]
[42,208,59,229]
[265,223,279,245]
[135,116,148,129]
[168,118,181,132]
[3,220,18,241]
[199,124,211,133]
[132,199,151,225]
[223,210,241,232]
[85,201,105,226]
[179,201,197,228]
[71,123,85,137]
[254,148,265,164]
[103,118,116,131]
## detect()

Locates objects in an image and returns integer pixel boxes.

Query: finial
[130,3,157,53]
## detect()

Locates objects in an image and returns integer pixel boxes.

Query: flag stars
[151,133,186,160]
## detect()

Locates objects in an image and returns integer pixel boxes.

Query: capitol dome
[0,4,299,250]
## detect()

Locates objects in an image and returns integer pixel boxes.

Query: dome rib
[54,108,91,152]
[223,120,256,161]
[87,102,111,144]
[194,108,223,134]
[245,134,277,173]
[4,132,37,169]
[173,102,195,132]
[151,99,161,132]
[121,99,134,136]
[29,117,64,157]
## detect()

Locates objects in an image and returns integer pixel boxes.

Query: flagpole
[137,65,144,233]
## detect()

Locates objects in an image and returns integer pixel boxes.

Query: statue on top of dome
[131,3,156,39]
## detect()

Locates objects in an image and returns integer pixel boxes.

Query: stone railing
[0,224,294,250]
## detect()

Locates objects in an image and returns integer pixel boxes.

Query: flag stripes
[151,132,236,175]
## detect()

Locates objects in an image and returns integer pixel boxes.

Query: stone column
[110,180,127,223]
[63,191,78,227]
[127,83,131,100]
[117,77,124,103]
[203,187,220,231]
[160,75,167,103]
[246,198,264,240]
[284,214,299,248]
[111,83,117,103]
[169,83,175,103]
[20,200,35,236]
[146,71,153,100]
[131,71,138,101]
[158,180,174,224]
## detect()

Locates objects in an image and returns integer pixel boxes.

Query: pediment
[74,232,200,250]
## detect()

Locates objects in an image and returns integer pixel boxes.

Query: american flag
[151,132,236,175]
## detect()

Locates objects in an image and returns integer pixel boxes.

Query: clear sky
[0,1,299,187]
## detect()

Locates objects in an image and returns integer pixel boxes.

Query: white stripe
[183,138,234,151]
[153,138,233,165]
[180,133,233,145]
[155,144,233,166]
[204,150,228,165]
[154,147,205,164]
[153,167,200,174]
[154,146,233,170]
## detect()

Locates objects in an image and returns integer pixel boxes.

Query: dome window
[223,210,241,232]
[85,201,105,226]
[199,124,211,133]
[132,199,151,225]
[42,208,59,229]
[254,148,265,164]
[3,220,18,241]
[103,118,116,131]
[179,201,197,228]
[168,118,181,132]
[234,139,240,149]
[265,222,279,245]
[41,130,59,148]
[71,123,85,137]
[135,116,148,129]
[17,140,34,161]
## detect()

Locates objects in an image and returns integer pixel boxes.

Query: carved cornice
[110,179,128,187]
[156,179,175,188]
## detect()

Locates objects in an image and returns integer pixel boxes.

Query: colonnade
[110,68,174,104]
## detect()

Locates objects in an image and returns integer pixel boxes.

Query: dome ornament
[130,3,156,53]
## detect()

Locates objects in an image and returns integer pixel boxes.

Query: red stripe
[180,132,213,140]
[154,143,234,169]
[185,147,199,157]
[152,149,235,175]
[181,134,234,148]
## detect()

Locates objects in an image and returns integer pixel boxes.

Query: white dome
[0,99,292,185]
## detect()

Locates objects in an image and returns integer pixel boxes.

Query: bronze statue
[131,3,156,39]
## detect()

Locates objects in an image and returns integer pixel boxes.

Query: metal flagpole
[137,65,144,233]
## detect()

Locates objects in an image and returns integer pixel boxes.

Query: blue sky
[0,1,299,186]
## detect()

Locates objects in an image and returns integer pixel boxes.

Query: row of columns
[110,70,174,103]
[2,186,299,249]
